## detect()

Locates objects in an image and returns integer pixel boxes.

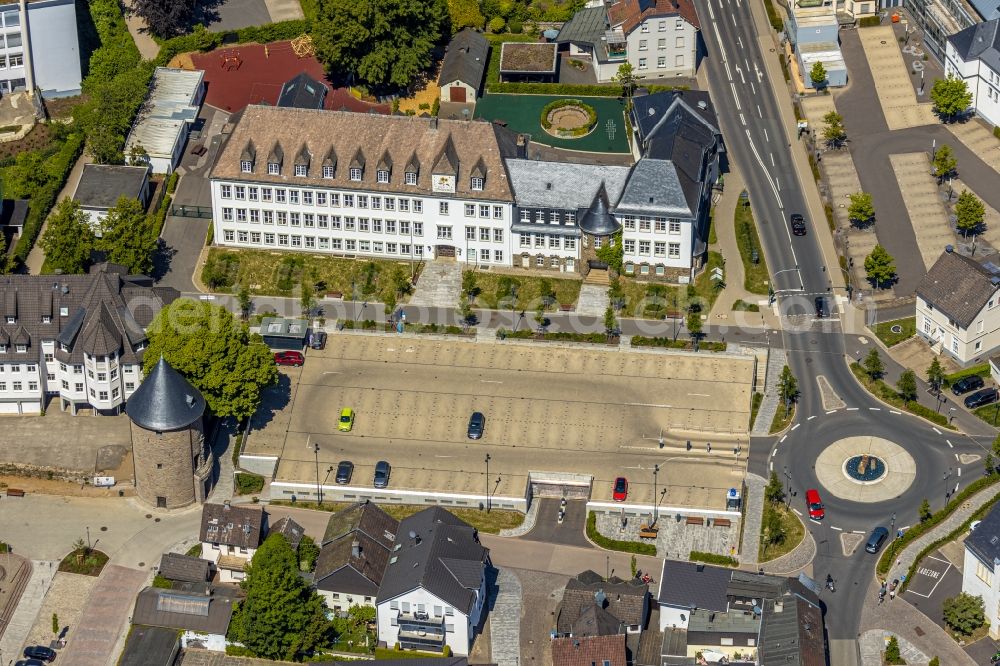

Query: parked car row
[272,331,327,367]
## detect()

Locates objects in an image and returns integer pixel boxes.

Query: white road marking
[770,152,775,166]
[853,530,866,534]
[743,128,782,211]
[751,82,757,95]
[826,410,836,415]
[738,67,746,84]
[740,113,746,126]
[791,424,800,431]
[808,415,816,420]
[763,128,769,141]
[780,435,787,443]
[769,460,773,471]
[793,508,802,516]
[947,440,954,448]
[688,393,711,397]
[737,35,743,49]
[955,453,960,461]
[869,407,881,411]
[771,449,777,457]
[626,402,672,408]
[958,468,962,476]
[434,455,454,458]
[955,482,960,494]
[890,410,902,415]
[831,526,843,531]
[933,427,941,434]
[847,407,859,411]
[480,380,503,384]
[908,559,953,598]
[757,104,763,118]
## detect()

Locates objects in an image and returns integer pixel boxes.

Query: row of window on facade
[637,55,686,70]
[623,263,681,277]
[637,36,687,50]
[0,52,23,69]
[240,159,486,192]
[638,18,688,32]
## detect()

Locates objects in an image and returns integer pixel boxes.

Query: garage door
[450,86,467,103]
[0,402,19,414]
[20,401,41,415]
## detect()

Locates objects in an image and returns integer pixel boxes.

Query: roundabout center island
[814,436,916,503]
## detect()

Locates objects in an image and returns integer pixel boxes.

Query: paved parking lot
[889,153,952,270]
[245,334,755,510]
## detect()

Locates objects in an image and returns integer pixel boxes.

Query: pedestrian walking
[889,589,895,601]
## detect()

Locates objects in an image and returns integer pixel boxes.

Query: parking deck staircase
[410,261,463,308]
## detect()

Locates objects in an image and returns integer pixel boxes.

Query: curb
[841,356,960,433]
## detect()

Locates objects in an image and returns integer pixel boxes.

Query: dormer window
[42,315,50,324]
[350,167,362,181]
[15,344,25,353]
[5,316,13,324]
[59,307,68,317]
[471,177,484,191]
[322,165,335,179]
[0,345,6,353]
[268,162,280,175]
[240,160,253,173]
[377,170,389,184]
[295,164,307,177]
[405,171,417,185]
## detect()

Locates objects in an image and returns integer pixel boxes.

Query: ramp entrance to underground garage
[528,471,593,500]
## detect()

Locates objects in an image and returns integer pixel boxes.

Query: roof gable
[438,28,489,88]
[917,249,1000,328]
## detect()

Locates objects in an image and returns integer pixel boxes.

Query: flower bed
[540,99,598,138]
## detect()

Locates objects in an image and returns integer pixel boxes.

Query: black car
[865,527,889,554]
[374,460,391,488]
[309,331,327,350]
[965,387,999,409]
[23,646,56,662]
[335,460,354,484]
[790,213,807,236]
[467,411,485,439]
[16,660,46,666]
[814,296,831,318]
[951,375,985,396]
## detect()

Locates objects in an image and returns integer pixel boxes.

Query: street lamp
[485,454,491,513]
[86,526,91,551]
[783,466,792,507]
[890,512,896,539]
[313,442,322,505]
[652,464,660,527]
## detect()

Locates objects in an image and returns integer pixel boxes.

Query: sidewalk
[25,152,90,274]
[121,0,161,61]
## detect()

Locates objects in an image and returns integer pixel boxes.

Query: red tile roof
[608,0,700,34]
[551,634,627,666]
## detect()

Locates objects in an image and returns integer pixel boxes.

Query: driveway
[64,565,148,666]
[521,498,590,548]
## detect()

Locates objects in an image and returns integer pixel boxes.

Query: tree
[143,298,278,421]
[930,75,973,122]
[686,311,702,344]
[613,63,640,106]
[458,300,474,327]
[313,0,450,88]
[778,365,798,413]
[928,658,939,666]
[809,61,827,89]
[896,369,918,402]
[41,199,95,274]
[848,191,875,227]
[238,286,253,321]
[985,453,995,476]
[5,150,48,199]
[297,535,320,572]
[927,357,945,394]
[534,305,546,329]
[864,244,896,288]
[604,305,618,337]
[942,592,986,635]
[595,231,624,272]
[993,433,1000,458]
[488,16,506,33]
[765,470,785,504]
[228,534,334,660]
[932,144,957,183]
[822,111,847,148]
[461,270,478,301]
[862,348,885,381]
[447,0,485,32]
[919,498,932,522]
[955,189,985,238]
[98,196,158,275]
[127,142,149,168]
[129,0,195,37]
[763,505,786,546]
[884,635,903,664]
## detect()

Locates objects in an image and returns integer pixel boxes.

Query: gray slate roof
[556,5,608,45]
[119,625,178,666]
[657,561,730,612]
[199,502,264,549]
[916,249,1000,329]
[757,596,824,666]
[270,516,305,550]
[125,357,206,431]
[949,19,1000,74]
[967,501,1000,567]
[316,502,399,596]
[438,29,489,89]
[376,507,489,612]
[131,586,238,635]
[158,552,210,583]
[0,199,28,229]
[970,0,1000,21]
[74,164,149,210]
[556,570,648,634]
[578,182,620,236]
[506,158,630,210]
[617,158,690,217]
[278,72,328,110]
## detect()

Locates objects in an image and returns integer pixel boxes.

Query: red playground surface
[191,41,389,115]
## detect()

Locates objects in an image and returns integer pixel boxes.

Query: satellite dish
[409,530,417,539]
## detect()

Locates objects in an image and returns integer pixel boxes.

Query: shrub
[944,363,991,385]
[762,0,785,32]
[943,592,985,635]
[858,15,882,27]
[689,551,739,567]
[885,635,905,664]
[586,512,656,555]
[508,19,523,33]
[235,473,265,495]
[152,574,173,589]
[539,99,597,133]
[994,126,1000,140]
[488,16,506,33]
[166,172,179,194]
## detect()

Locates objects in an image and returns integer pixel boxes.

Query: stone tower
[126,358,214,509]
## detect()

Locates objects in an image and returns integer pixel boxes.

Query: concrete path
[859,630,936,666]
[489,568,521,666]
[25,152,89,274]
[575,283,609,317]
[409,261,462,308]
[0,559,56,662]
[739,473,766,566]
[889,153,953,270]
[264,0,305,22]
[751,347,787,436]
[64,565,148,666]
[479,534,662,582]
[121,0,161,61]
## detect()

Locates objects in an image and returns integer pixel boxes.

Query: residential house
[376,507,490,656]
[0,0,81,96]
[315,501,399,613]
[556,570,650,636]
[438,28,489,103]
[270,516,305,550]
[947,19,1000,128]
[962,501,1000,638]
[556,0,699,81]
[916,246,1000,365]
[0,263,177,415]
[73,164,151,231]
[278,72,328,110]
[130,584,240,652]
[199,502,265,583]
[552,634,627,666]
[0,198,28,244]
[125,67,205,174]
[158,552,211,583]
[119,625,181,666]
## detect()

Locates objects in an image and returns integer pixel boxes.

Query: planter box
[327,291,343,299]
[559,304,573,312]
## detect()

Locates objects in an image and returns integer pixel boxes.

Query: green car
[338,407,355,432]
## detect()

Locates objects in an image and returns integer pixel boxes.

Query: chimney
[698,100,708,110]
[223,500,231,510]
[430,116,438,130]
[516,134,529,159]
[351,539,361,558]
[946,244,954,253]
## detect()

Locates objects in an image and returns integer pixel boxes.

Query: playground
[180,38,390,115]
[474,93,630,153]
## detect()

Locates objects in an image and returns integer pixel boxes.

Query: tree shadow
[75,0,100,80]
[249,371,292,430]
[151,238,177,282]
[190,0,227,33]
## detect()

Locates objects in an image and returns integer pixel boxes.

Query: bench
[6,488,24,497]
[685,516,704,526]
[714,518,732,528]
[638,524,659,539]
[559,304,573,312]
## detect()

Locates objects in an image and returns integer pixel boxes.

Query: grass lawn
[872,317,916,347]
[945,622,990,644]
[185,543,202,557]
[849,363,955,429]
[467,271,582,310]
[58,548,109,576]
[973,403,1000,427]
[732,299,760,312]
[749,392,763,430]
[735,200,771,295]
[770,402,795,434]
[202,248,420,304]
[618,251,725,319]
[759,504,805,562]
[269,501,524,534]
[235,472,264,496]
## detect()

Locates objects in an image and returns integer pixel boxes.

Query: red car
[806,488,825,521]
[613,477,628,501]
[274,350,304,367]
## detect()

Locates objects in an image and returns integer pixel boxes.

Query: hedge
[166,172,179,194]
[587,512,657,555]
[877,473,1000,576]
[540,98,598,137]
[489,81,690,96]
[858,15,882,27]
[631,336,727,352]
[762,0,785,32]
[944,363,991,385]
[495,329,615,344]
[690,551,739,567]
[849,363,953,429]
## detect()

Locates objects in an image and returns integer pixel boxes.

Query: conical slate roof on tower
[125,357,206,431]
[577,182,620,236]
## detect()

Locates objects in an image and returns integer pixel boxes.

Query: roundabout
[814,436,915,503]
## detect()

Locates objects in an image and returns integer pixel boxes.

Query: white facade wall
[211,179,515,267]
[916,295,1000,365]
[945,42,1000,128]
[21,0,81,97]
[625,16,697,79]
[962,547,1000,639]
[621,214,694,277]
[200,542,257,583]
[377,585,483,656]
[440,79,477,103]
[318,588,377,612]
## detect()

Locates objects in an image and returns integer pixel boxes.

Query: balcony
[396,611,446,650]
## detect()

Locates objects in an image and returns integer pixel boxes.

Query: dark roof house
[158,552,211,583]
[131,585,239,635]
[608,0,700,33]
[917,247,1000,329]
[949,19,1000,72]
[966,501,1000,567]
[376,507,490,613]
[278,72,328,110]
[271,516,306,550]
[438,29,489,90]
[199,502,265,549]
[119,625,180,666]
[657,561,731,613]
[552,633,627,666]
[74,164,150,212]
[0,199,28,232]
[126,357,206,432]
[315,501,400,598]
[557,570,649,634]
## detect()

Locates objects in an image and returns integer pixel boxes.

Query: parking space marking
[791,424,800,431]
[907,555,953,599]
[808,415,817,420]
[890,410,901,414]
[947,440,954,448]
